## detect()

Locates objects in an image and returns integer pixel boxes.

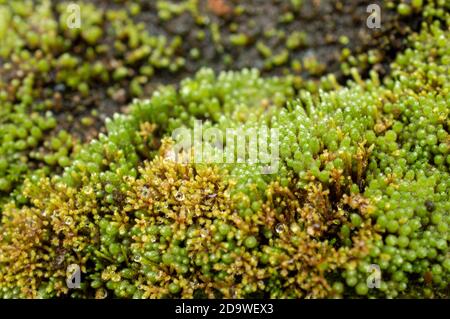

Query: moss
[0,0,449,299]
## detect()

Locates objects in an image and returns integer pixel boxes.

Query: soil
[6,0,422,142]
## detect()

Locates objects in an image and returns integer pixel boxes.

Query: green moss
[0,0,448,300]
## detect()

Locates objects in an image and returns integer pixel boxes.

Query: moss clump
[0,0,449,299]
[0,0,422,207]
